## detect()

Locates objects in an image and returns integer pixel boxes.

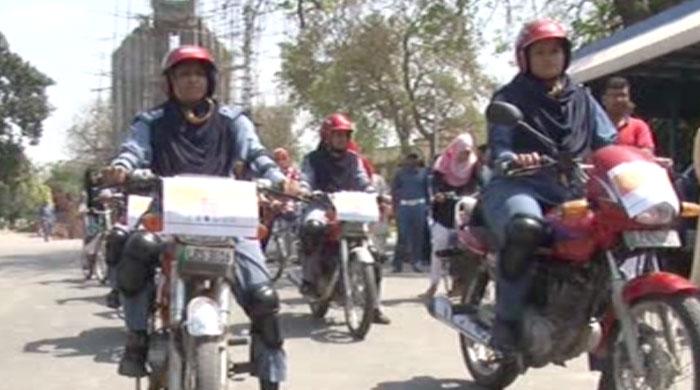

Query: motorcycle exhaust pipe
[428,296,491,345]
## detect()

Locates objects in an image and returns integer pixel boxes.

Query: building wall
[111,7,232,138]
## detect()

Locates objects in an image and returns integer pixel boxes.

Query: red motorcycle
[429,101,700,389]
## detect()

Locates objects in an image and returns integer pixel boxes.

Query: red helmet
[515,19,571,73]
[320,113,354,141]
[162,45,217,96]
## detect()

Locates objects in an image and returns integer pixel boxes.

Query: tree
[0,32,53,228]
[65,99,120,164]
[0,32,53,147]
[0,158,51,228]
[252,104,303,159]
[279,0,492,158]
[472,0,686,51]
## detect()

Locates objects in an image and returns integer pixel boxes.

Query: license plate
[623,230,681,249]
[183,246,234,264]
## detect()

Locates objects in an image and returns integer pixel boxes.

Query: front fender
[350,245,375,264]
[186,296,224,337]
[623,271,699,302]
[594,272,698,359]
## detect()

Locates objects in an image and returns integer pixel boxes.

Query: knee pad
[116,232,161,296]
[302,219,326,239]
[301,219,326,252]
[123,231,162,261]
[248,283,283,349]
[106,226,129,266]
[499,215,547,281]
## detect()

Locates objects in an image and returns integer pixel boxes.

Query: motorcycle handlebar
[500,155,558,176]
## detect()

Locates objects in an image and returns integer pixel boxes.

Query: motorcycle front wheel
[93,236,108,284]
[342,258,377,340]
[601,295,700,390]
[190,337,228,390]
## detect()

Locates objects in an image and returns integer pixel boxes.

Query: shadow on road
[56,294,107,306]
[24,326,124,364]
[38,276,103,291]
[381,296,425,307]
[372,376,484,390]
[0,249,79,275]
[229,310,363,345]
[93,309,124,321]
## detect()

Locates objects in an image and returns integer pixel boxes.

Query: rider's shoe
[106,289,121,309]
[490,317,519,354]
[118,331,148,377]
[260,379,280,390]
[372,308,391,325]
[299,280,320,298]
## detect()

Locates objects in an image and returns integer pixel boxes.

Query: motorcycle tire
[94,238,109,285]
[193,338,228,390]
[266,233,287,282]
[599,294,700,390]
[82,254,94,280]
[343,259,377,340]
[459,271,520,389]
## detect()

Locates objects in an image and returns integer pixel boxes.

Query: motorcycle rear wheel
[459,271,520,389]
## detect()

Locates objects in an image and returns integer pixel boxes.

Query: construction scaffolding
[111,0,233,135]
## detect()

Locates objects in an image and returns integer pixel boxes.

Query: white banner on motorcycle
[607,161,679,217]
[162,177,259,237]
[127,195,153,229]
[331,191,380,223]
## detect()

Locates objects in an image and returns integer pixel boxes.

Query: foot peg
[229,361,254,376]
[227,337,248,346]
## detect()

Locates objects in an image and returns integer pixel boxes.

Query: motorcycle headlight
[634,203,677,226]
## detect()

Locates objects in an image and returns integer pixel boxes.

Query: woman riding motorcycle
[101,45,289,389]
[482,19,617,352]
[297,113,391,324]
[423,132,481,299]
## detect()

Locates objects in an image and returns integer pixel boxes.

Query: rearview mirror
[485,102,523,128]
[485,101,560,155]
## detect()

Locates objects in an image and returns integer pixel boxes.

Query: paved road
[0,232,601,389]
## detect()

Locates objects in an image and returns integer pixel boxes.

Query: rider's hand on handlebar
[513,152,542,169]
[283,179,306,197]
[100,166,128,186]
[434,192,446,203]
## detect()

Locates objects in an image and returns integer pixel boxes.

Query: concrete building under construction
[111,0,233,135]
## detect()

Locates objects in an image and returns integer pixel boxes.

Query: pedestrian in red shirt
[602,76,655,152]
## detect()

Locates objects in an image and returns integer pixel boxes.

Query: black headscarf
[494,73,595,158]
[307,143,360,192]
[150,100,234,177]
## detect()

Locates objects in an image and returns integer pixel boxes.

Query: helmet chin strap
[181,97,215,125]
[326,143,347,157]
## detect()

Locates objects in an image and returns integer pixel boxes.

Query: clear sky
[0,0,516,165]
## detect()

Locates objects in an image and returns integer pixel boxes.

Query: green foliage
[0,162,51,227]
[65,99,118,164]
[252,104,303,159]
[44,161,86,198]
[475,0,685,53]
[279,0,492,158]
[0,31,54,146]
[0,32,54,228]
